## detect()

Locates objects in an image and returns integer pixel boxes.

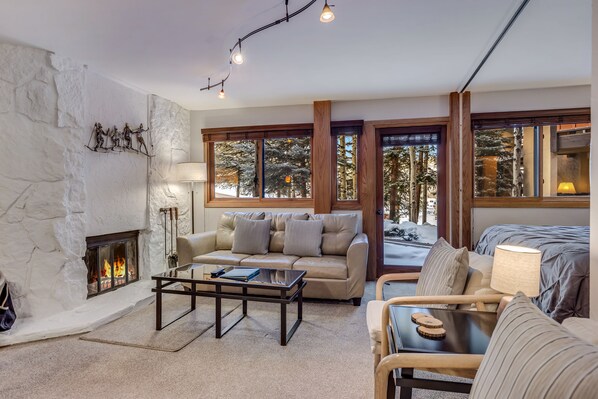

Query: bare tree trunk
[236,169,241,197]
[389,155,399,221]
[512,127,524,197]
[422,149,429,224]
[351,136,357,199]
[409,147,417,222]
[338,135,347,200]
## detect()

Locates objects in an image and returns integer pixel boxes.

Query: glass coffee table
[386,305,497,399]
[152,264,306,346]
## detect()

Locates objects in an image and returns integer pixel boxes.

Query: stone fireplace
[84,231,139,297]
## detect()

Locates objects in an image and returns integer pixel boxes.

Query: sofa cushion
[283,219,324,257]
[470,293,598,399]
[240,253,299,269]
[459,252,501,311]
[267,212,309,253]
[292,255,347,279]
[231,218,271,255]
[310,213,358,256]
[216,212,266,250]
[366,299,384,354]
[193,250,250,266]
[416,238,469,309]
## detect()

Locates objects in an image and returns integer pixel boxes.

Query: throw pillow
[415,237,469,309]
[283,219,324,257]
[470,293,598,399]
[231,218,271,255]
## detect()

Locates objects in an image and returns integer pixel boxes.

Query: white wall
[84,72,148,237]
[471,85,590,113]
[590,0,597,320]
[332,95,449,120]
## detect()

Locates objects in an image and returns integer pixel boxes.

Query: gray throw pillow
[470,293,598,399]
[231,218,271,255]
[415,237,469,309]
[283,220,323,257]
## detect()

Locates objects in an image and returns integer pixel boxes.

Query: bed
[475,224,589,323]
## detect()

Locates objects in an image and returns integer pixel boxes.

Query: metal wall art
[86,123,152,157]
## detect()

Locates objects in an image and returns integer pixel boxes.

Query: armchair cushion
[366,299,385,353]
[470,293,598,399]
[415,238,469,309]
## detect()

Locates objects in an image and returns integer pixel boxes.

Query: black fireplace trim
[85,230,139,298]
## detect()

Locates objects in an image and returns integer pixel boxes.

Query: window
[332,120,363,207]
[263,137,311,198]
[203,124,313,206]
[214,141,258,198]
[472,109,591,204]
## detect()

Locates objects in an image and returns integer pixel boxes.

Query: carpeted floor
[0,281,468,399]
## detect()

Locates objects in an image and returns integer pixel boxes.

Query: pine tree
[474,129,516,197]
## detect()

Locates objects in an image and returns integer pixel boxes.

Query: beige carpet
[0,281,468,399]
[80,295,240,352]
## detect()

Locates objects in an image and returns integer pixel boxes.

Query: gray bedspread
[475,224,589,322]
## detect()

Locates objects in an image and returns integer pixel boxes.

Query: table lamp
[176,162,207,234]
[490,244,541,318]
[557,182,576,195]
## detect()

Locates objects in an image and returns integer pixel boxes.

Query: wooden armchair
[367,273,505,367]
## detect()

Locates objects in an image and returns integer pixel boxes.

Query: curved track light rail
[200,0,319,94]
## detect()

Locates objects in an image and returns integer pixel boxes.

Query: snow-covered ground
[383,219,438,266]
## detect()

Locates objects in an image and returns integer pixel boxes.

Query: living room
[1,0,597,398]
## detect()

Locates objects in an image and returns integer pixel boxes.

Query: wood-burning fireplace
[84,230,139,297]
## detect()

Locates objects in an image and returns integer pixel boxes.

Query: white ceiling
[0,0,591,110]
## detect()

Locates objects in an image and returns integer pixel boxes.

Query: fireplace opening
[84,230,139,297]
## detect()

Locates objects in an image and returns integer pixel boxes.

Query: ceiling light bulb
[232,51,244,65]
[320,1,335,23]
[218,88,225,99]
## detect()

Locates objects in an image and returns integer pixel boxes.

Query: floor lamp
[176,162,207,234]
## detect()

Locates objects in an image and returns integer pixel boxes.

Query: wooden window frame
[331,120,363,210]
[203,123,314,208]
[471,108,591,209]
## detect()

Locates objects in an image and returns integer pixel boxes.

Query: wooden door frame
[362,117,450,279]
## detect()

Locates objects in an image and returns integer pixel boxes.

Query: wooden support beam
[313,101,332,214]
[448,92,460,248]
[362,122,377,280]
[461,92,472,249]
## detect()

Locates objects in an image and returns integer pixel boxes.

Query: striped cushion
[415,238,469,309]
[470,293,598,399]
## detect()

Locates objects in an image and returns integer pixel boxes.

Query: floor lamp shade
[176,162,207,183]
[490,245,541,297]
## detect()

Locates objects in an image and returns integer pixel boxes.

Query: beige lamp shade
[490,245,541,297]
[176,162,207,182]
[557,182,576,195]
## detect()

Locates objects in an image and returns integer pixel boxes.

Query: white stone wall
[143,95,191,277]
[0,42,191,327]
[0,43,88,317]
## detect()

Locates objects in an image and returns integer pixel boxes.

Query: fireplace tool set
[160,207,179,268]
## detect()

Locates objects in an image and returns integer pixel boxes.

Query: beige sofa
[177,212,369,305]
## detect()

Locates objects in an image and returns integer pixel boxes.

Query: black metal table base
[153,280,305,346]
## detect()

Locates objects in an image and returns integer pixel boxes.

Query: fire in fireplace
[84,230,139,297]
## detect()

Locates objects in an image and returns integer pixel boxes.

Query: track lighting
[320,1,335,23]
[231,39,244,65]
[201,0,337,98]
[218,82,225,99]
